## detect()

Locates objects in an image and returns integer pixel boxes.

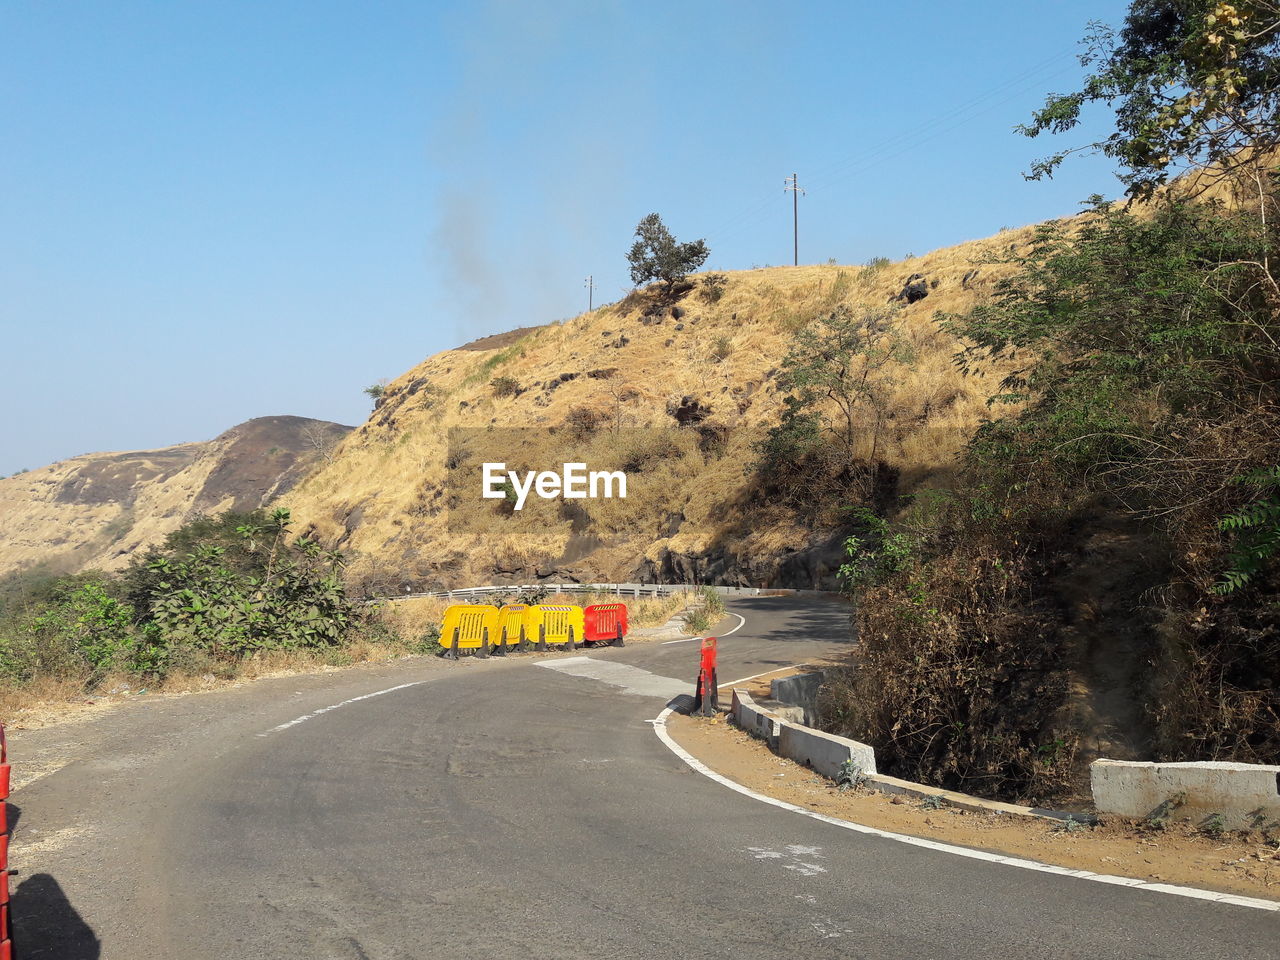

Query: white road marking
[654,706,1280,912]
[662,613,747,644]
[537,657,689,699]
[787,862,828,876]
[747,844,828,876]
[258,681,430,736]
[720,669,776,688]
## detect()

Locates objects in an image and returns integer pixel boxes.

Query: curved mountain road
[10,596,1278,959]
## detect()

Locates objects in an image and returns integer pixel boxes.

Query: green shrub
[700,273,728,303]
[682,607,712,633]
[490,375,520,398]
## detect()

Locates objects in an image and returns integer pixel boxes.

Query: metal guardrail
[368,583,834,603]
[371,582,682,602]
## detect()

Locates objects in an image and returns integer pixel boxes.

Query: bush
[490,375,519,398]
[563,406,602,442]
[819,491,1080,803]
[700,586,724,618]
[682,607,712,634]
[0,508,359,691]
[700,273,728,303]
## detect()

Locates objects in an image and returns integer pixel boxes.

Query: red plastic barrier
[693,637,718,716]
[583,603,628,646]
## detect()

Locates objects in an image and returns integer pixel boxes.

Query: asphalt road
[10,596,1278,959]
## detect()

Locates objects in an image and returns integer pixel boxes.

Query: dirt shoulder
[667,711,1280,902]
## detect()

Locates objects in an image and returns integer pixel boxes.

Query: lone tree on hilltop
[626,213,709,292]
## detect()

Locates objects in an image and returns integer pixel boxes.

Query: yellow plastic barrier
[440,604,500,658]
[498,604,528,649]
[524,604,585,651]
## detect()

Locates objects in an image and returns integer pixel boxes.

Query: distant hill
[0,415,352,576]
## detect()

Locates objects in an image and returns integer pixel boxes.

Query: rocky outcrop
[630,530,849,591]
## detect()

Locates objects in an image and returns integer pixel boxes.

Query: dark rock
[666,395,711,424]
[629,528,849,591]
[660,511,684,538]
[543,371,580,392]
[675,323,684,331]
[671,306,686,320]
[609,335,630,348]
[961,268,980,289]
[890,273,929,304]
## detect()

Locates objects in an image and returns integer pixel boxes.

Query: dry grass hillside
[0,416,352,577]
[287,226,1054,594]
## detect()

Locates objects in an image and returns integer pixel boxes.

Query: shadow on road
[729,595,855,646]
[12,872,101,959]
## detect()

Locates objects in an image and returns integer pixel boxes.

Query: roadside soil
[667,711,1280,902]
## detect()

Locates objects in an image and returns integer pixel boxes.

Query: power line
[584,275,595,312]
[703,50,1081,255]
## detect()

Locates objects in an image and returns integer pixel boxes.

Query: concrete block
[769,671,826,725]
[776,719,877,778]
[731,689,781,748]
[1091,759,1280,829]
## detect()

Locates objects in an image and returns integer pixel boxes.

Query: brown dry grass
[286,230,1049,591]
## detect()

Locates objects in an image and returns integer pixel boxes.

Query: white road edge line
[258,680,430,736]
[662,613,747,644]
[653,705,1280,912]
[651,606,1278,914]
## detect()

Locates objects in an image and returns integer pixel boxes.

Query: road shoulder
[666,710,1280,904]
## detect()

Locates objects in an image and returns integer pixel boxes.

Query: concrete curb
[655,703,1280,913]
[730,689,1075,822]
[1091,759,1280,830]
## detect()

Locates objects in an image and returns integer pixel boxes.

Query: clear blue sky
[1,0,1130,476]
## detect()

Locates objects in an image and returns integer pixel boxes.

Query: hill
[0,415,352,577]
[284,229,1045,595]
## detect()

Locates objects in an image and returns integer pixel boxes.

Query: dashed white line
[258,680,430,736]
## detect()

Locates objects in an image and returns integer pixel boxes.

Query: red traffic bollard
[692,637,718,716]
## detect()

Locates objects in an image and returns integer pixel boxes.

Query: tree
[301,422,341,463]
[777,305,912,466]
[1021,1,1280,197]
[753,305,912,510]
[626,213,709,290]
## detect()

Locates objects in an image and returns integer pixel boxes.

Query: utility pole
[784,173,804,266]
[584,275,595,312]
